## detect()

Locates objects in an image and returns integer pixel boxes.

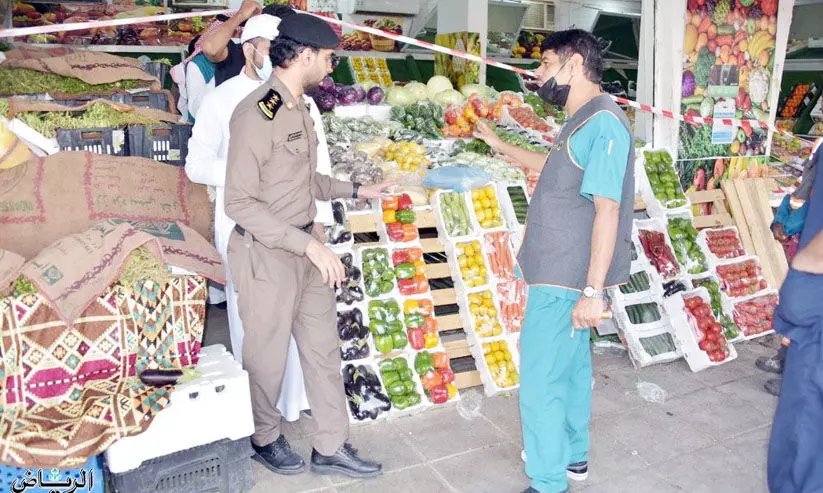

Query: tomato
[699,339,711,351]
[698,317,712,333]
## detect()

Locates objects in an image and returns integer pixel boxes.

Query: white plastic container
[374,202,423,248]
[634,217,685,281]
[359,246,401,303]
[608,263,665,307]
[697,226,748,264]
[482,230,518,284]
[614,296,670,334]
[465,184,508,233]
[375,353,432,419]
[713,255,771,299]
[665,210,712,277]
[104,345,254,474]
[457,286,506,346]
[338,303,377,364]
[618,322,682,369]
[688,272,743,343]
[635,148,692,220]
[431,189,479,241]
[730,290,779,341]
[325,200,355,254]
[335,249,366,310]
[445,237,494,297]
[663,288,738,373]
[495,182,529,233]
[470,335,521,397]
[340,359,390,426]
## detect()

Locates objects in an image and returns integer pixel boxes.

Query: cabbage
[352,85,367,103]
[433,89,465,106]
[319,76,335,94]
[460,84,492,99]
[426,75,453,99]
[367,86,385,105]
[315,92,336,112]
[338,87,358,105]
[404,81,429,102]
[386,86,415,106]
[682,71,695,98]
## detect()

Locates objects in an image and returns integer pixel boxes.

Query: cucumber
[681,95,704,106]
[640,332,676,357]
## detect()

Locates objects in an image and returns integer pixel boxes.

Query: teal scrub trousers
[519,288,592,493]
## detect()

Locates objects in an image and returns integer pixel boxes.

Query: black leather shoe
[252,435,306,475]
[310,443,382,478]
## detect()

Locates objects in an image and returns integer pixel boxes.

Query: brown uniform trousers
[225,75,353,455]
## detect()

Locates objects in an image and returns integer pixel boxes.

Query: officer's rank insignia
[258,89,282,120]
[554,140,564,152]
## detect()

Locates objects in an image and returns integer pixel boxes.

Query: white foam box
[431,189,479,242]
[105,345,253,474]
[496,182,529,234]
[635,148,692,221]
[696,226,748,264]
[618,322,682,369]
[663,288,738,373]
[470,335,520,397]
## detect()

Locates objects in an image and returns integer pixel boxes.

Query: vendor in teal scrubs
[474,30,634,493]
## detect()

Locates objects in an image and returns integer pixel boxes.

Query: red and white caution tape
[0,7,814,146]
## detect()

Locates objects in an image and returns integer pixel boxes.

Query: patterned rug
[0,275,206,468]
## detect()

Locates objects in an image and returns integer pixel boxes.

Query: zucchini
[507,186,529,224]
[639,332,676,357]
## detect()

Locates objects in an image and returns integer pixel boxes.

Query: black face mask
[536,63,571,107]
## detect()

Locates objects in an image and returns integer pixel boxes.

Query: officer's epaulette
[258,89,282,120]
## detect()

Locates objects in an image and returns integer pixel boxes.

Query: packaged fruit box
[635,218,683,280]
[336,251,366,308]
[459,288,505,343]
[360,247,398,299]
[432,189,478,240]
[689,273,742,342]
[731,291,778,340]
[469,184,506,231]
[610,264,664,305]
[638,149,690,219]
[413,350,459,405]
[714,256,769,298]
[377,193,419,245]
[377,355,430,416]
[447,238,491,292]
[618,322,682,369]
[402,295,441,352]
[697,226,747,263]
[664,288,737,373]
[342,361,392,424]
[497,279,526,334]
[497,182,530,232]
[471,336,520,397]
[615,297,669,333]
[390,246,430,297]
[483,231,517,282]
[338,304,375,363]
[667,215,710,275]
[368,298,408,355]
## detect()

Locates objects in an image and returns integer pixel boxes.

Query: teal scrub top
[529,111,632,301]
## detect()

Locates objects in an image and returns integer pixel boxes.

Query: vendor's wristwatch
[352,182,361,199]
[582,286,603,299]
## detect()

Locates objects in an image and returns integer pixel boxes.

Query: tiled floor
[203,306,778,493]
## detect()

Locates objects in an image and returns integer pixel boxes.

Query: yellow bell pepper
[404,299,419,315]
[446,383,458,399]
[424,332,439,349]
[382,209,396,224]
[414,260,427,276]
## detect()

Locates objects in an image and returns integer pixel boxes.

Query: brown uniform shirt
[225,75,354,256]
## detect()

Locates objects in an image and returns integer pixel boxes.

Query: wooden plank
[692,213,734,229]
[455,370,482,390]
[687,189,727,203]
[427,263,452,279]
[738,179,788,289]
[421,238,444,253]
[634,195,646,211]
[415,209,437,229]
[437,313,464,332]
[444,339,471,359]
[722,180,756,255]
[432,288,457,306]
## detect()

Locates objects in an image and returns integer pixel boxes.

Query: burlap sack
[21,219,223,324]
[0,249,24,295]
[7,97,181,124]
[1,50,159,88]
[0,152,213,259]
[1,46,75,61]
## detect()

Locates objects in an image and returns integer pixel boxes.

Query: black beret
[262,4,296,18]
[278,12,339,49]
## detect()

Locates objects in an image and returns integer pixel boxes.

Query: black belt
[235,221,314,238]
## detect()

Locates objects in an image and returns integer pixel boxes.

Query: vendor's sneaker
[765,378,783,396]
[311,443,382,478]
[756,354,785,374]
[567,461,589,481]
[252,435,306,475]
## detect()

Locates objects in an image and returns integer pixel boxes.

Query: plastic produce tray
[107,438,253,493]
[127,124,192,167]
[470,335,520,397]
[618,322,682,369]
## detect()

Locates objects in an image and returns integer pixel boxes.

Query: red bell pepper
[432,352,449,369]
[424,316,438,333]
[392,250,407,267]
[397,279,417,296]
[421,369,444,390]
[439,367,455,385]
[408,327,425,350]
[387,222,404,242]
[397,193,413,210]
[382,196,399,211]
[401,223,418,242]
[429,385,449,404]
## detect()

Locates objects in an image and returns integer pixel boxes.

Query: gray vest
[517,94,634,290]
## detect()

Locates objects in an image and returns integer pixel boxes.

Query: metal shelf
[784,58,823,72]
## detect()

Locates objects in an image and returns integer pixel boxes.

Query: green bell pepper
[375,334,394,354]
[392,331,408,349]
[400,368,414,380]
[387,382,407,397]
[405,313,425,329]
[393,358,409,370]
[395,262,416,280]
[370,319,388,335]
[391,394,411,410]
[395,209,416,225]
[406,393,422,407]
[403,380,416,394]
[414,351,434,375]
[381,370,400,386]
[378,359,395,373]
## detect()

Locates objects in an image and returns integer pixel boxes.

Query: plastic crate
[107,438,253,493]
[114,91,175,113]
[56,127,128,156]
[1,455,104,493]
[142,61,170,86]
[128,124,192,167]
[105,345,253,474]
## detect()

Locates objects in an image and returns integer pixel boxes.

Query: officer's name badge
[258,89,283,120]
[287,131,303,142]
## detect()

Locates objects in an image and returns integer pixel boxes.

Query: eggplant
[140,368,183,386]
[332,201,345,225]
[352,308,363,326]
[372,392,392,411]
[340,253,353,267]
[343,364,356,384]
[349,287,365,302]
[336,232,353,244]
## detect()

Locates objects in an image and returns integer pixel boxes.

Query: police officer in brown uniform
[225,12,392,478]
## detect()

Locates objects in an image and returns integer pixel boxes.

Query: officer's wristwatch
[352,182,361,199]
[582,286,603,299]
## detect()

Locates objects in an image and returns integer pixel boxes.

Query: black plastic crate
[107,438,254,493]
[128,124,192,166]
[56,127,129,156]
[113,91,175,113]
[142,61,171,87]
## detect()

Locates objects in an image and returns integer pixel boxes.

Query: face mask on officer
[537,60,573,107]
